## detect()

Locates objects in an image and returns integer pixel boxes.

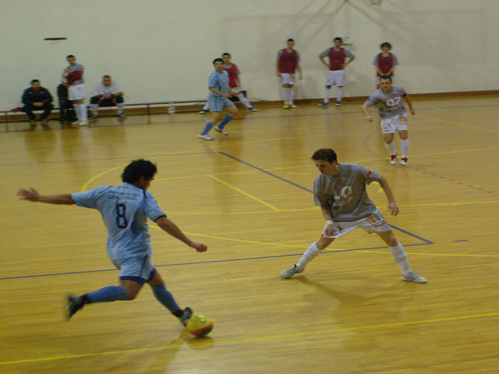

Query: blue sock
[151,284,181,313]
[200,122,214,135]
[87,286,128,303]
[217,114,233,129]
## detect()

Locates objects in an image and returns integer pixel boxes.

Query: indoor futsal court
[2,94,499,373]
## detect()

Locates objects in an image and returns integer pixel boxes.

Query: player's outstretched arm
[17,188,75,205]
[404,95,415,115]
[377,177,399,216]
[155,216,207,252]
[362,104,373,122]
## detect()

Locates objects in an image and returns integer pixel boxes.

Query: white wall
[1,0,498,111]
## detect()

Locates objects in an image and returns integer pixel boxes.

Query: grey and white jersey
[314,164,382,222]
[364,86,407,119]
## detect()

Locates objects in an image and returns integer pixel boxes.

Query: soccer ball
[186,315,214,337]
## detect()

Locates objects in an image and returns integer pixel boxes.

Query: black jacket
[22,87,53,105]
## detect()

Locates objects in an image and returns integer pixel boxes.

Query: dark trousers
[23,103,54,120]
[58,99,76,121]
[90,96,124,106]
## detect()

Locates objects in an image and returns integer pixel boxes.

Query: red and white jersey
[373,53,399,76]
[224,63,240,88]
[277,49,300,74]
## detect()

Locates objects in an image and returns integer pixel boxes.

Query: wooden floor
[2,95,499,373]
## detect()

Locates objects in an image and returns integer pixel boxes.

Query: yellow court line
[208,175,280,211]
[417,114,499,135]
[362,250,499,259]
[3,311,499,366]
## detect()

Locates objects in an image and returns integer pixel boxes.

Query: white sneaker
[78,121,88,126]
[280,265,303,279]
[390,153,397,165]
[400,157,408,166]
[71,120,81,125]
[214,126,228,135]
[402,271,427,284]
[198,134,214,141]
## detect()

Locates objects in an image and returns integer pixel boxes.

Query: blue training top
[208,69,229,99]
[72,183,166,260]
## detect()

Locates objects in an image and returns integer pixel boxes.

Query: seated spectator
[90,75,126,119]
[57,84,77,122]
[22,80,54,124]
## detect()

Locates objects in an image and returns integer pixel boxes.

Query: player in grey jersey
[280,148,426,283]
[362,75,415,166]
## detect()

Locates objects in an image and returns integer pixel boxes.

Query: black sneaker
[180,307,193,326]
[64,294,85,321]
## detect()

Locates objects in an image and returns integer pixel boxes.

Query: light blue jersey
[208,70,229,99]
[71,183,166,261]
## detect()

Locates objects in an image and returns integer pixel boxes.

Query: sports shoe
[280,265,304,279]
[214,126,228,136]
[283,103,290,109]
[198,134,214,141]
[199,109,208,114]
[318,102,329,107]
[64,294,85,321]
[248,107,258,112]
[402,271,427,284]
[390,154,397,165]
[78,121,89,126]
[289,103,297,109]
[400,157,408,166]
[335,101,341,106]
[71,120,81,125]
[180,307,193,326]
[118,113,127,119]
[90,114,98,120]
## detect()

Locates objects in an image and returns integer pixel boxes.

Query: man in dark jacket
[22,80,54,123]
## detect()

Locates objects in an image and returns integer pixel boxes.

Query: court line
[0,243,431,281]
[417,114,499,135]
[208,175,280,211]
[2,311,499,366]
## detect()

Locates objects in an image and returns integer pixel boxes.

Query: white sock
[296,242,321,270]
[337,87,344,102]
[389,242,411,276]
[282,87,289,103]
[288,87,294,103]
[117,103,125,114]
[237,93,252,109]
[324,88,331,103]
[203,102,209,111]
[73,104,81,120]
[400,139,409,157]
[79,104,88,121]
[90,104,98,115]
[385,141,396,155]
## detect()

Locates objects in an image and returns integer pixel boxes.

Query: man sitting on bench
[90,75,126,119]
[22,79,54,124]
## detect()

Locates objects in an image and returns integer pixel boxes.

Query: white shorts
[69,84,87,101]
[321,210,391,239]
[231,86,243,95]
[376,76,395,85]
[326,70,346,87]
[280,73,295,85]
[381,113,408,133]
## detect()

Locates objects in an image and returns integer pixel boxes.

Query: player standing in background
[17,159,207,324]
[280,148,427,283]
[362,75,415,166]
[200,53,257,114]
[277,39,303,109]
[318,37,355,107]
[198,58,239,140]
[63,55,88,126]
[373,42,399,89]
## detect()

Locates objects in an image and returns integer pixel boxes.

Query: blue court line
[453,240,467,242]
[0,243,430,281]
[219,152,434,245]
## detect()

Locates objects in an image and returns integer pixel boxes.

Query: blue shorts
[111,255,157,285]
[208,96,234,112]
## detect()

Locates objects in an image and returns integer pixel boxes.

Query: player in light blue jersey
[18,159,207,325]
[198,58,239,140]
